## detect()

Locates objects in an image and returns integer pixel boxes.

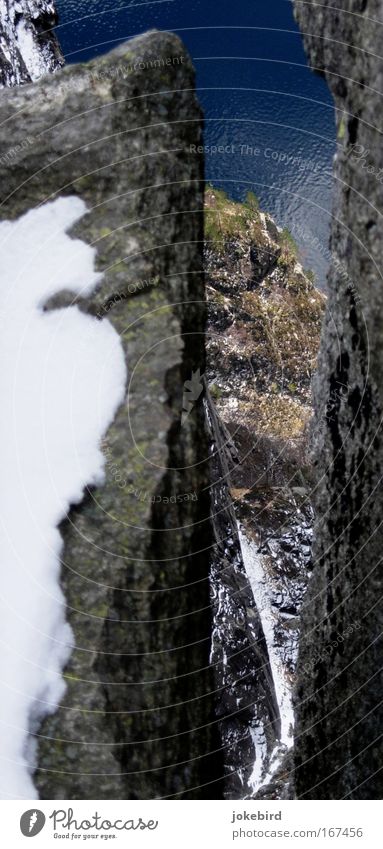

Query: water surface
[57,0,336,287]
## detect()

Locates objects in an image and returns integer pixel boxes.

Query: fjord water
[57,0,336,288]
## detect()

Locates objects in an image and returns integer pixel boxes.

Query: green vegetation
[305,268,316,284]
[209,383,223,401]
[280,227,299,255]
[337,115,346,140]
[244,190,259,212]
[204,185,261,250]
[276,227,299,270]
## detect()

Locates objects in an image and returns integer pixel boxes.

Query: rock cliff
[293,0,383,799]
[0,31,222,799]
[3,1,377,801]
[204,187,324,797]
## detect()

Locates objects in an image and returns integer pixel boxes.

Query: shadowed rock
[293,0,383,800]
[0,30,222,799]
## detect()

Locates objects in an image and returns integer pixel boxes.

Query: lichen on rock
[0,30,222,800]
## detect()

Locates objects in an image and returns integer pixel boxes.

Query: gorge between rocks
[0,0,382,803]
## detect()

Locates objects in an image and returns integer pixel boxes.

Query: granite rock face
[0,31,222,799]
[293,0,383,799]
[0,0,63,86]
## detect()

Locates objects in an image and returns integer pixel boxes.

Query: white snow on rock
[248,723,269,790]
[0,0,63,87]
[0,197,127,799]
[239,529,295,791]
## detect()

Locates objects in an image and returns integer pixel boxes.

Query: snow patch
[0,0,62,87]
[248,724,268,790]
[0,197,127,798]
[16,19,48,81]
[239,529,295,790]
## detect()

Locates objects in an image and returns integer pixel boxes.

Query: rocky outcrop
[293,0,383,799]
[0,0,63,86]
[204,187,324,797]
[0,31,222,799]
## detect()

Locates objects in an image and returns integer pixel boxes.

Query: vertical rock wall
[293,0,383,799]
[0,32,222,799]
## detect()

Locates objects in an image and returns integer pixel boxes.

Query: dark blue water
[56,1,336,287]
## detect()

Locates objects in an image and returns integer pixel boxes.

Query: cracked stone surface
[293,0,383,800]
[0,30,223,799]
